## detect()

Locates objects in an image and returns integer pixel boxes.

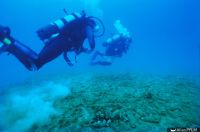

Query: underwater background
[0,0,200,131]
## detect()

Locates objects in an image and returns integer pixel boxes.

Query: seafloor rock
[140,114,161,123]
[1,72,199,132]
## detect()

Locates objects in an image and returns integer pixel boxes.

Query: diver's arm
[63,52,74,66]
[85,25,95,51]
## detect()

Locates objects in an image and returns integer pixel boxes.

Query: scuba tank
[37,12,85,41]
[103,34,121,46]
[103,34,132,57]
[103,34,132,47]
[37,10,105,42]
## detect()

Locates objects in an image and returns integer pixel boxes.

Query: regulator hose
[88,16,105,38]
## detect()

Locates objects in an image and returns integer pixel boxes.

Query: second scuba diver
[90,20,132,66]
[0,11,104,71]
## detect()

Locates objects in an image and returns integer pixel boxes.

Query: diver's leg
[3,36,67,70]
[90,51,105,65]
[7,40,39,70]
[34,37,66,69]
[91,51,104,60]
[0,38,38,71]
[6,37,66,70]
[90,54,113,66]
[0,45,9,54]
[90,60,112,66]
[98,61,112,66]
[1,26,38,70]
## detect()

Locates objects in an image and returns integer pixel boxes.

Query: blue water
[0,1,200,131]
[0,0,200,86]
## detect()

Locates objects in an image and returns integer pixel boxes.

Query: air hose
[88,16,105,38]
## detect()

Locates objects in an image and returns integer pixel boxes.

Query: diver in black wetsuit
[0,11,102,71]
[90,34,132,66]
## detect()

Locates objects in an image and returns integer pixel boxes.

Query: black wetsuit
[105,37,129,57]
[0,17,95,71]
[91,35,130,66]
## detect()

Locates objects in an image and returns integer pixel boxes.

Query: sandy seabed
[0,72,200,132]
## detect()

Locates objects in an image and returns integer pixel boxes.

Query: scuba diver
[90,20,132,66]
[0,11,105,71]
